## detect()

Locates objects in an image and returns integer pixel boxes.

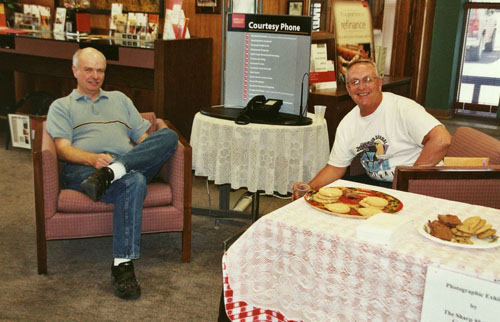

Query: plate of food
[304,186,403,218]
[418,214,499,249]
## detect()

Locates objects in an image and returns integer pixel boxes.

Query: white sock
[113,258,131,266]
[108,162,126,183]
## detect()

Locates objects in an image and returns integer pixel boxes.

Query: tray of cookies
[418,214,499,248]
[304,186,403,219]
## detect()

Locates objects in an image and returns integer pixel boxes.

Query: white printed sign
[421,266,500,322]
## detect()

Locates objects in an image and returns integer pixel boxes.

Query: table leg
[251,191,260,223]
[192,183,260,227]
[219,184,230,211]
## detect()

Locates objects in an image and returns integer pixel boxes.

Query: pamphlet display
[224,14,312,116]
[332,0,375,84]
[163,0,190,40]
[310,43,336,90]
[8,114,31,149]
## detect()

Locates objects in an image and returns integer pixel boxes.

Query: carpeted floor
[0,131,288,321]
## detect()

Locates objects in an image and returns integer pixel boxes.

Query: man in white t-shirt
[293,59,451,198]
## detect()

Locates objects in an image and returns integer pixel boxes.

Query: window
[455,0,500,117]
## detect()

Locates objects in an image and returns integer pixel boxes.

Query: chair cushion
[57,182,172,213]
[447,127,500,165]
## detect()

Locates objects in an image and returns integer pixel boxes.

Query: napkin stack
[356,213,412,244]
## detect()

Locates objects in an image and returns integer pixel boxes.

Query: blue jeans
[62,128,178,259]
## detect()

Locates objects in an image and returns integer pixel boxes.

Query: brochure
[54,7,66,33]
[8,114,31,149]
[110,3,123,30]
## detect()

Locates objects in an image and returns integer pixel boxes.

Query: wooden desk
[0,34,212,140]
[307,76,412,148]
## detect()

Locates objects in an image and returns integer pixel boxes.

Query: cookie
[317,187,343,198]
[477,229,496,239]
[451,228,472,237]
[312,193,339,204]
[457,224,475,234]
[361,196,388,209]
[324,203,351,214]
[475,224,492,235]
[358,207,383,217]
[463,216,481,228]
[472,219,486,232]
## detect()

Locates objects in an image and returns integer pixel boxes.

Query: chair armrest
[157,119,192,214]
[32,122,60,220]
[393,165,500,209]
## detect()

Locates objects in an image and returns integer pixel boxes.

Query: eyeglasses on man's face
[346,76,379,87]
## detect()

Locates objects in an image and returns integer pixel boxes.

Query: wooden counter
[307,76,412,148]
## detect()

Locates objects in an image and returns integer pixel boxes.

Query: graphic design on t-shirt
[356,135,392,179]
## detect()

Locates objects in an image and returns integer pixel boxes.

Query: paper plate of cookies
[418,214,499,249]
[304,186,403,219]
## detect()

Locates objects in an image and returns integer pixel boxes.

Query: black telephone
[235,95,283,125]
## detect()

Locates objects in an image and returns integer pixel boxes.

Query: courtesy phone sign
[421,266,500,322]
[224,14,312,116]
[228,14,312,36]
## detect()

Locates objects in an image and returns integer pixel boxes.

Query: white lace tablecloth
[223,180,500,322]
[190,112,329,194]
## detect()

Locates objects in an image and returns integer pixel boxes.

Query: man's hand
[91,153,113,169]
[55,138,113,169]
[292,182,306,201]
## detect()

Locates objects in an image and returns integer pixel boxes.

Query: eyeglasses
[346,76,378,87]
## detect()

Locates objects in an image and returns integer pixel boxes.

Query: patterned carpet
[0,140,247,321]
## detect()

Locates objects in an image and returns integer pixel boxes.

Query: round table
[190,112,330,195]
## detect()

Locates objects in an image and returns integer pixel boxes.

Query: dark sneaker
[80,167,114,202]
[111,261,141,300]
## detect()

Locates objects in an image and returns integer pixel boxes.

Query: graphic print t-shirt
[328,92,442,182]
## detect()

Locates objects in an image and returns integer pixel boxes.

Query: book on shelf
[136,13,148,35]
[163,4,189,40]
[76,12,90,33]
[126,12,137,34]
[375,45,387,77]
[310,43,336,90]
[0,4,6,28]
[14,12,24,28]
[110,3,123,30]
[31,5,41,27]
[53,7,66,33]
[147,14,159,40]
[39,6,51,31]
[23,4,31,24]
[114,13,127,33]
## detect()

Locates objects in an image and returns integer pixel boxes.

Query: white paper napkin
[356,213,412,244]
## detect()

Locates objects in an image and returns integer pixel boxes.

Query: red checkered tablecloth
[222,180,500,322]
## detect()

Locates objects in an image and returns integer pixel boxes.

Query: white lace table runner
[224,180,500,322]
[190,112,329,194]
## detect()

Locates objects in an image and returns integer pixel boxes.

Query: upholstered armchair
[393,126,500,209]
[33,112,192,274]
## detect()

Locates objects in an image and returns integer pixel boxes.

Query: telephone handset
[235,95,283,125]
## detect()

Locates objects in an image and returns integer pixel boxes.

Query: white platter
[418,221,499,249]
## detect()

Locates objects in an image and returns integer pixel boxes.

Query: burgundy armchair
[393,126,500,209]
[33,112,192,274]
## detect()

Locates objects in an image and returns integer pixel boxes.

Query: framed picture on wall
[196,0,220,14]
[288,1,303,16]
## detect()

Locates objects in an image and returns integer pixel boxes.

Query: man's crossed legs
[62,128,178,299]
